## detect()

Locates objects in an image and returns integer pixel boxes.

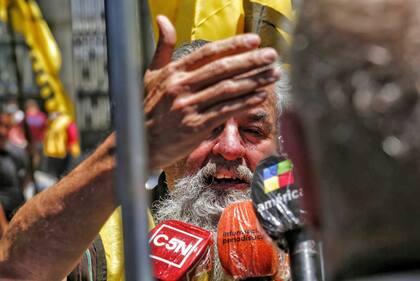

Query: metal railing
[105,0,154,279]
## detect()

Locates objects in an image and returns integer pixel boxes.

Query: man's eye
[211,125,224,137]
[243,127,263,137]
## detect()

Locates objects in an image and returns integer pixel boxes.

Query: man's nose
[212,124,245,161]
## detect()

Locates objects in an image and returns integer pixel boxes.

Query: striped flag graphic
[263,160,294,193]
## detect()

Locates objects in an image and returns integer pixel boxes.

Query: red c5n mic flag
[149,220,213,281]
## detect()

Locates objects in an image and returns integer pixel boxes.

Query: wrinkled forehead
[265,84,278,115]
[249,84,277,123]
[215,84,278,131]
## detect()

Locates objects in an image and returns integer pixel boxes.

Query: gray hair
[273,62,292,115]
[172,40,292,116]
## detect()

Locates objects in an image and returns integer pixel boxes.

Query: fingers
[149,15,177,70]
[174,66,280,112]
[186,48,278,91]
[202,91,268,126]
[175,34,261,71]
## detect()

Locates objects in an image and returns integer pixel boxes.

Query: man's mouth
[205,175,249,190]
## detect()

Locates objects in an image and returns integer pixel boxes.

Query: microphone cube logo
[262,159,294,193]
[149,220,212,278]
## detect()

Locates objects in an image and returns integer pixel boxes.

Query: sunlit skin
[165,85,278,190]
[0,113,13,149]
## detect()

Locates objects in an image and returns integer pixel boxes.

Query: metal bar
[104,0,153,280]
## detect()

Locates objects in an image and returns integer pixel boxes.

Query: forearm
[0,133,118,280]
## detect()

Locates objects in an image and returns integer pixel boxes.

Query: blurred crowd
[0,99,80,228]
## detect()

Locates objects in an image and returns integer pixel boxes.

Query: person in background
[0,104,28,220]
[25,99,47,170]
[6,102,26,149]
[43,106,81,178]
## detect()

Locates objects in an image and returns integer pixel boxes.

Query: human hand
[145,15,280,169]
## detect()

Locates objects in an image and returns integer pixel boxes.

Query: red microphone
[149,220,213,281]
[217,201,289,280]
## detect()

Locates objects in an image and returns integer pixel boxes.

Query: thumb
[149,15,177,70]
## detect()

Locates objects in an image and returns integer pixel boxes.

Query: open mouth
[206,175,249,189]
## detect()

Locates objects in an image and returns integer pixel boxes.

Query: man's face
[157,88,278,281]
[0,113,13,148]
[165,86,278,189]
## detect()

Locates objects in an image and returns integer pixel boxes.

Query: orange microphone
[217,200,289,280]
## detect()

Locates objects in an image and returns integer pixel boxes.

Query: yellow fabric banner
[149,0,243,46]
[148,0,293,48]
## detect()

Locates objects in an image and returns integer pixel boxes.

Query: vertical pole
[104,0,153,280]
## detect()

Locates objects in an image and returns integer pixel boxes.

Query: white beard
[154,160,252,281]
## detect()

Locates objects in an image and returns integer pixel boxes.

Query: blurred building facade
[0,20,39,104]
[0,0,111,151]
[70,0,111,150]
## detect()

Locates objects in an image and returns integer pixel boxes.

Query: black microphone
[250,155,323,281]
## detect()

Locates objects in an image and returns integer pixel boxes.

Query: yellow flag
[244,0,295,62]
[149,0,294,50]
[100,208,156,281]
[149,0,243,46]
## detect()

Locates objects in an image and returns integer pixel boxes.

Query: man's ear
[280,110,321,230]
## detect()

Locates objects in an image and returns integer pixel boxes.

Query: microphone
[217,200,290,280]
[149,220,213,281]
[250,155,323,281]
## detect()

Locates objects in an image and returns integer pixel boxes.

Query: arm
[0,133,117,280]
[0,205,8,239]
[0,15,279,280]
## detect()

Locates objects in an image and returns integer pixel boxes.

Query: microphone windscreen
[250,155,305,241]
[217,201,285,280]
[149,220,213,281]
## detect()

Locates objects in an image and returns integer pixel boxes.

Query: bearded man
[0,16,288,281]
[151,39,290,281]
